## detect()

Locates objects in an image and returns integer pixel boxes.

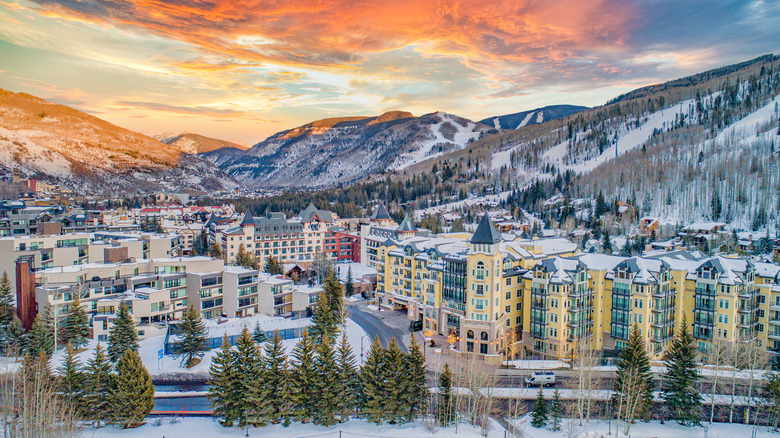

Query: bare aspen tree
[574,338,601,424]
[743,336,769,425]
[709,338,729,424]
[728,337,744,423]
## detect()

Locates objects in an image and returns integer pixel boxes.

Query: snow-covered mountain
[479,104,587,130]
[202,111,493,188]
[156,132,249,154]
[0,89,240,194]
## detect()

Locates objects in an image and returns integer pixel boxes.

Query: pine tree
[26,310,54,357]
[345,267,354,297]
[174,305,209,367]
[209,335,240,426]
[382,338,405,423]
[252,322,267,343]
[437,363,455,425]
[335,330,358,422]
[233,326,260,427]
[310,288,335,342]
[313,333,339,426]
[662,315,702,425]
[2,314,26,356]
[22,350,52,390]
[58,342,86,419]
[531,387,548,428]
[64,295,89,349]
[289,329,317,423]
[602,229,612,254]
[551,388,562,431]
[361,336,386,424]
[250,330,290,425]
[110,350,155,428]
[84,343,113,427]
[0,271,13,328]
[263,256,283,275]
[402,335,427,421]
[234,244,258,269]
[209,242,223,259]
[108,303,138,362]
[613,324,653,423]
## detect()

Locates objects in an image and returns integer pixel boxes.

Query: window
[516,302,522,311]
[467,330,474,339]
[516,315,522,325]
[506,277,512,286]
[505,291,511,300]
[481,331,488,341]
[505,305,511,313]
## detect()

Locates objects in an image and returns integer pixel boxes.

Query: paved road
[347,303,408,352]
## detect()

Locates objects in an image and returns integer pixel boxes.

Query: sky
[1,0,778,145]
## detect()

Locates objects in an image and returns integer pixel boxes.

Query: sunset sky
[1,0,778,145]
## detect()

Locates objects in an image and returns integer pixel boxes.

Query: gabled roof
[471,213,501,245]
[299,203,334,223]
[397,215,417,233]
[371,203,392,220]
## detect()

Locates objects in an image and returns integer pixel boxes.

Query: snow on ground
[48,313,368,377]
[517,111,535,129]
[391,113,482,170]
[504,360,568,369]
[414,192,512,219]
[90,417,508,438]
[514,417,773,438]
[490,148,512,171]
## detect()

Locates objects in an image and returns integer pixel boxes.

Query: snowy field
[34,314,368,377]
[514,417,775,438]
[90,417,508,438]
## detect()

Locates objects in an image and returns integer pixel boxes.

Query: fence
[164,324,307,355]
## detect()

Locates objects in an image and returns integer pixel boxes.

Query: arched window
[476,261,485,280]
[467,330,474,339]
[481,331,488,341]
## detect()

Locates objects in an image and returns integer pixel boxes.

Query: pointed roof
[204,212,218,227]
[397,215,417,232]
[471,213,501,245]
[371,203,392,220]
[299,203,334,223]
[240,209,257,226]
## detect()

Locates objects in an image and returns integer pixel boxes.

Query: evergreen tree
[108,302,138,362]
[289,329,317,423]
[335,329,358,422]
[209,242,223,259]
[26,310,54,357]
[437,363,455,425]
[234,244,259,269]
[173,305,209,367]
[209,335,240,426]
[402,335,427,421]
[252,322,267,343]
[250,330,290,425]
[2,314,26,355]
[58,342,86,419]
[361,336,386,423]
[310,287,336,342]
[551,388,562,431]
[382,338,405,423]
[233,326,260,427]
[345,267,354,297]
[22,351,52,390]
[613,324,653,422]
[313,333,339,425]
[662,315,702,425]
[84,343,113,427]
[64,295,89,349]
[531,387,548,428]
[110,350,155,428]
[602,229,613,254]
[0,271,13,327]
[263,256,283,275]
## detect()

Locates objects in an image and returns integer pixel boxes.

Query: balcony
[568,303,593,313]
[567,318,591,329]
[653,288,676,298]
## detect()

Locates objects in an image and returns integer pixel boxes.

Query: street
[346,302,408,352]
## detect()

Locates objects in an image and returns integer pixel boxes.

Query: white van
[525,371,555,387]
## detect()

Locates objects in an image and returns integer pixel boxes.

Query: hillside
[0,89,240,194]
[158,133,249,154]
[202,111,494,188]
[479,104,587,130]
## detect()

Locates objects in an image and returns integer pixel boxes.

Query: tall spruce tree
[289,329,317,423]
[310,289,335,342]
[233,326,260,427]
[64,295,89,349]
[250,330,290,425]
[437,363,455,425]
[26,311,54,357]
[313,333,339,426]
[58,342,86,419]
[2,314,26,356]
[209,335,240,426]
[174,305,209,367]
[662,316,702,425]
[108,303,138,362]
[263,256,283,275]
[335,330,358,422]
[551,388,562,431]
[0,272,13,327]
[345,267,354,297]
[402,335,427,421]
[84,343,113,427]
[382,338,405,423]
[531,387,548,427]
[110,350,155,428]
[361,336,386,424]
[252,322,267,343]
[613,324,653,422]
[209,242,223,259]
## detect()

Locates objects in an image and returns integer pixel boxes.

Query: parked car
[526,371,555,387]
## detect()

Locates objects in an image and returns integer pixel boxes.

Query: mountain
[157,132,249,154]
[202,111,494,188]
[0,89,240,194]
[479,104,587,130]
